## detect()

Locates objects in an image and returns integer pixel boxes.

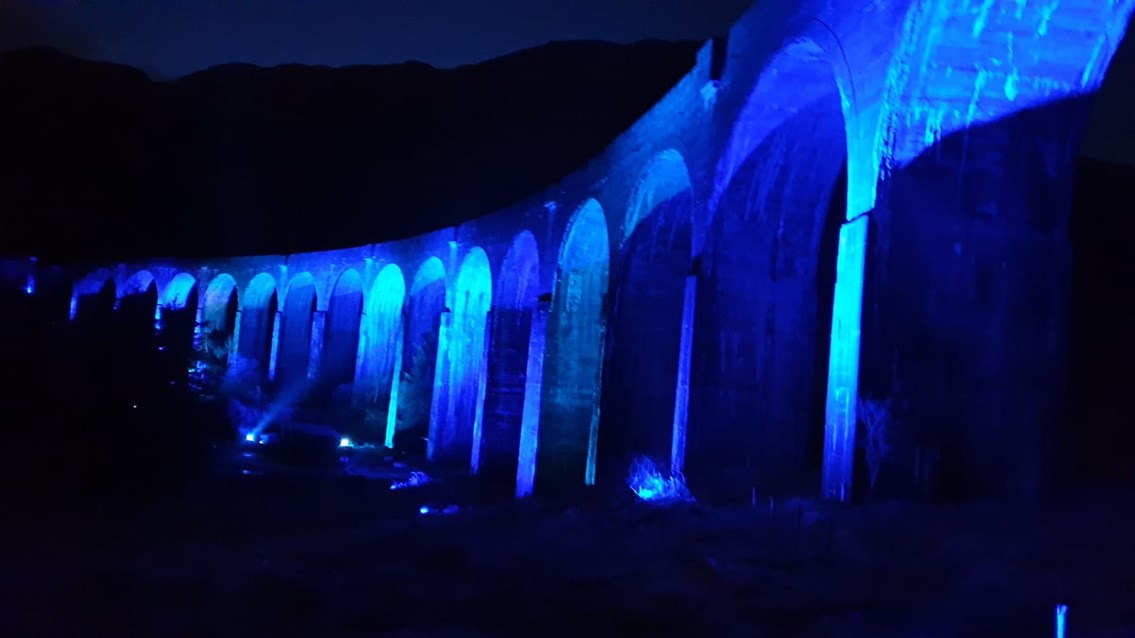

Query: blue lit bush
[626,455,694,505]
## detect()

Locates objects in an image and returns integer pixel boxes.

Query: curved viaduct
[12,0,1133,502]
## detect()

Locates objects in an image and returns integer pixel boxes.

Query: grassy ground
[2,446,1133,637]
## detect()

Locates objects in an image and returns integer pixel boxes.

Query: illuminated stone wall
[15,0,1133,502]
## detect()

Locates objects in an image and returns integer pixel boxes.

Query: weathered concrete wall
[20,0,1133,502]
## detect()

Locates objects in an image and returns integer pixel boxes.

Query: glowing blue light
[384,328,403,449]
[822,215,868,501]
[245,433,256,442]
[439,247,491,470]
[418,504,460,516]
[339,437,353,448]
[69,296,77,320]
[1055,604,1067,638]
[358,263,406,448]
[626,456,693,505]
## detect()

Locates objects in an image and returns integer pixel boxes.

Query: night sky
[0,0,752,79]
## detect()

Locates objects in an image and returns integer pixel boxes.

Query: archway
[432,246,492,467]
[74,275,116,329]
[399,257,446,454]
[320,269,364,396]
[277,272,318,392]
[694,40,849,499]
[537,198,610,488]
[159,273,199,381]
[202,274,239,354]
[357,264,407,446]
[601,149,694,478]
[34,266,74,325]
[481,230,540,481]
[238,273,278,382]
[119,271,157,334]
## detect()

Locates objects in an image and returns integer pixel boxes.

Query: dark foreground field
[2,447,1133,638]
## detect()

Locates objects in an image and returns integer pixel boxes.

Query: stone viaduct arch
[26,0,1133,503]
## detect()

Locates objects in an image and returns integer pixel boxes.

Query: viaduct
[6,0,1133,502]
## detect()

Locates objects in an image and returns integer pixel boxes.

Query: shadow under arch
[865,95,1105,503]
[277,272,318,394]
[238,273,278,382]
[202,274,239,351]
[319,268,364,399]
[431,246,492,467]
[159,272,199,377]
[398,257,446,455]
[119,270,157,335]
[601,148,695,480]
[535,198,611,490]
[74,273,116,329]
[481,230,540,483]
[693,37,851,501]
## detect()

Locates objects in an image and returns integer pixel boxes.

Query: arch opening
[118,271,158,344]
[481,230,540,482]
[33,266,74,325]
[432,247,492,467]
[75,275,116,328]
[202,274,239,354]
[601,150,694,480]
[238,273,278,383]
[397,258,446,455]
[159,273,199,380]
[277,272,318,393]
[356,264,407,446]
[694,40,850,500]
[320,269,364,399]
[538,199,611,488]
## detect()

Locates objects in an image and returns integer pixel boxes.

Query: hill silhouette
[0,40,702,260]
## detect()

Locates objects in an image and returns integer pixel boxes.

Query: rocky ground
[2,445,1133,637]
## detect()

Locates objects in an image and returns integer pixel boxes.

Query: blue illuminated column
[516,299,550,498]
[427,309,453,462]
[308,309,325,381]
[822,215,868,501]
[268,312,281,383]
[670,274,697,476]
[470,309,493,474]
[384,317,404,449]
[584,314,607,487]
[230,308,243,366]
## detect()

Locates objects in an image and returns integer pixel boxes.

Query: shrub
[857,396,894,498]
